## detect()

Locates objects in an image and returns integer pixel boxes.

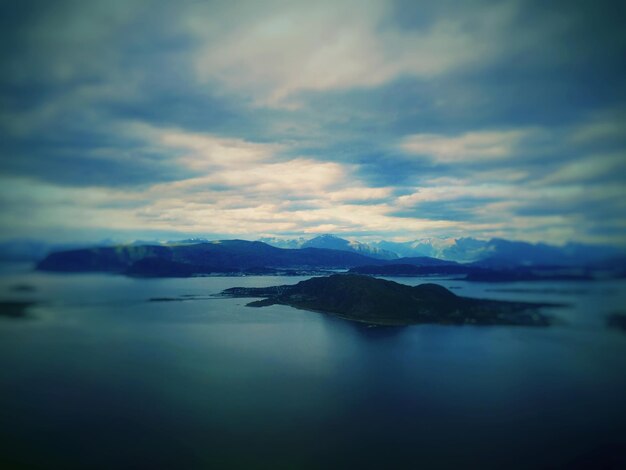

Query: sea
[1,263,625,469]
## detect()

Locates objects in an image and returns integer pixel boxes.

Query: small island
[0,301,35,319]
[607,312,626,332]
[221,274,555,326]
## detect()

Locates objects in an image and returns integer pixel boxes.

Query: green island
[221,274,556,326]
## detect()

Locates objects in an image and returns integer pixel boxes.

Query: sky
[0,0,625,245]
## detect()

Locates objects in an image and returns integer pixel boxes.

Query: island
[349,264,594,281]
[220,274,555,326]
[0,301,35,319]
[607,313,626,332]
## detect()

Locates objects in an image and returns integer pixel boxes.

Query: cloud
[0,123,411,239]
[190,0,515,106]
[130,124,348,197]
[1,0,625,246]
[129,123,282,171]
[570,119,626,145]
[0,176,145,236]
[399,129,531,164]
[540,152,626,184]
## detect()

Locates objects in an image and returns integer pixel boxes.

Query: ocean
[1,265,625,468]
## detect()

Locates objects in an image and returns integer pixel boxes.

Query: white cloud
[399,129,529,163]
[127,124,345,197]
[129,123,282,171]
[541,152,626,184]
[570,118,626,144]
[396,183,514,206]
[328,187,392,203]
[155,158,347,197]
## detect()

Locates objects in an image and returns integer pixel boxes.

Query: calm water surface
[1,266,625,469]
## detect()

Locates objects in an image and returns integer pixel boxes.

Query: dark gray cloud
[390,198,498,222]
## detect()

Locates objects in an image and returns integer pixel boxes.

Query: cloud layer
[1,0,625,245]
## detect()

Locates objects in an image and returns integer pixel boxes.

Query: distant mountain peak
[258,234,622,265]
[301,235,398,260]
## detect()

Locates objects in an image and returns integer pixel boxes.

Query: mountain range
[32,236,625,280]
[36,240,390,276]
[2,233,622,277]
[259,234,399,260]
[259,234,620,266]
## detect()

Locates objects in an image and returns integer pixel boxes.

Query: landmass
[349,264,594,281]
[37,240,387,275]
[348,263,471,276]
[10,283,37,292]
[607,313,626,332]
[0,301,35,319]
[35,239,624,281]
[220,274,555,326]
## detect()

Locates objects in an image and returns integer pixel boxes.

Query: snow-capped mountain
[374,237,488,262]
[258,237,307,250]
[302,235,399,260]
[259,235,621,266]
[260,234,399,260]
